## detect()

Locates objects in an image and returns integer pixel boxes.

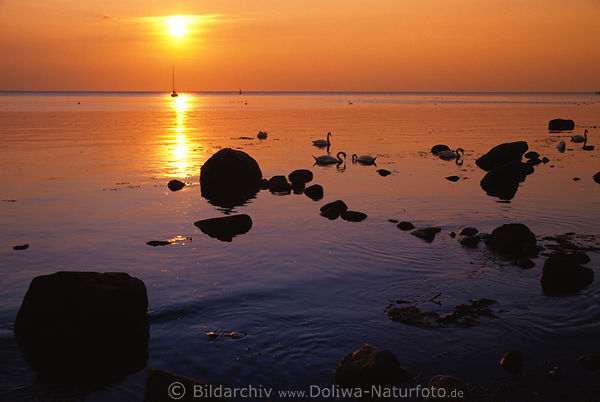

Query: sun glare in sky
[167,16,189,38]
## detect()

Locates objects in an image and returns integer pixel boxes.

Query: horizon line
[1,90,598,94]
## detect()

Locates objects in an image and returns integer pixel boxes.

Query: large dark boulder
[144,369,226,402]
[334,345,412,391]
[486,223,537,257]
[593,171,600,184]
[200,148,262,208]
[480,161,534,200]
[540,251,594,295]
[14,271,148,383]
[194,214,252,242]
[475,141,528,171]
[548,119,574,131]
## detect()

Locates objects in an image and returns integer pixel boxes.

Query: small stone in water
[13,244,29,250]
[445,175,460,182]
[146,240,171,247]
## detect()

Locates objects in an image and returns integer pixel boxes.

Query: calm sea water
[1,92,599,401]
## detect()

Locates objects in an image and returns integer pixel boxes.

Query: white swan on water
[312,132,332,148]
[313,151,346,165]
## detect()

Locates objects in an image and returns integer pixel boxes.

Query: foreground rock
[594,171,600,184]
[14,271,148,383]
[548,118,574,131]
[288,169,313,184]
[426,375,470,401]
[540,251,594,295]
[194,214,253,242]
[500,351,524,376]
[411,227,441,243]
[144,369,226,402]
[167,179,185,192]
[334,345,412,392]
[578,354,600,371]
[475,141,528,171]
[200,148,262,208]
[480,161,534,200]
[320,200,348,220]
[304,184,324,200]
[486,223,537,257]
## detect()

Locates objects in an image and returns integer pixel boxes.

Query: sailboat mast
[172,64,175,92]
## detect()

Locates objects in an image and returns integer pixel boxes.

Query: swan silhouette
[352,154,377,165]
[313,151,346,165]
[557,141,566,152]
[431,144,451,155]
[312,132,332,148]
[571,130,587,143]
[437,148,464,161]
[582,131,594,151]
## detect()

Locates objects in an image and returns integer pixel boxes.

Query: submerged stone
[167,179,185,192]
[411,227,441,242]
[341,210,368,222]
[193,214,253,242]
[397,221,415,231]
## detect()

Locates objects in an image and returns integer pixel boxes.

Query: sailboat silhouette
[171,65,178,98]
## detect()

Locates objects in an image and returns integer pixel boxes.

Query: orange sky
[1,0,599,91]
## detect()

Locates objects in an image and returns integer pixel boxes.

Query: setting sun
[167,16,189,38]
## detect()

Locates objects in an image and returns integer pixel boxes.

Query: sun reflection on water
[168,94,192,177]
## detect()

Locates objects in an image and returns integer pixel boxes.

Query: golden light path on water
[168,94,192,177]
